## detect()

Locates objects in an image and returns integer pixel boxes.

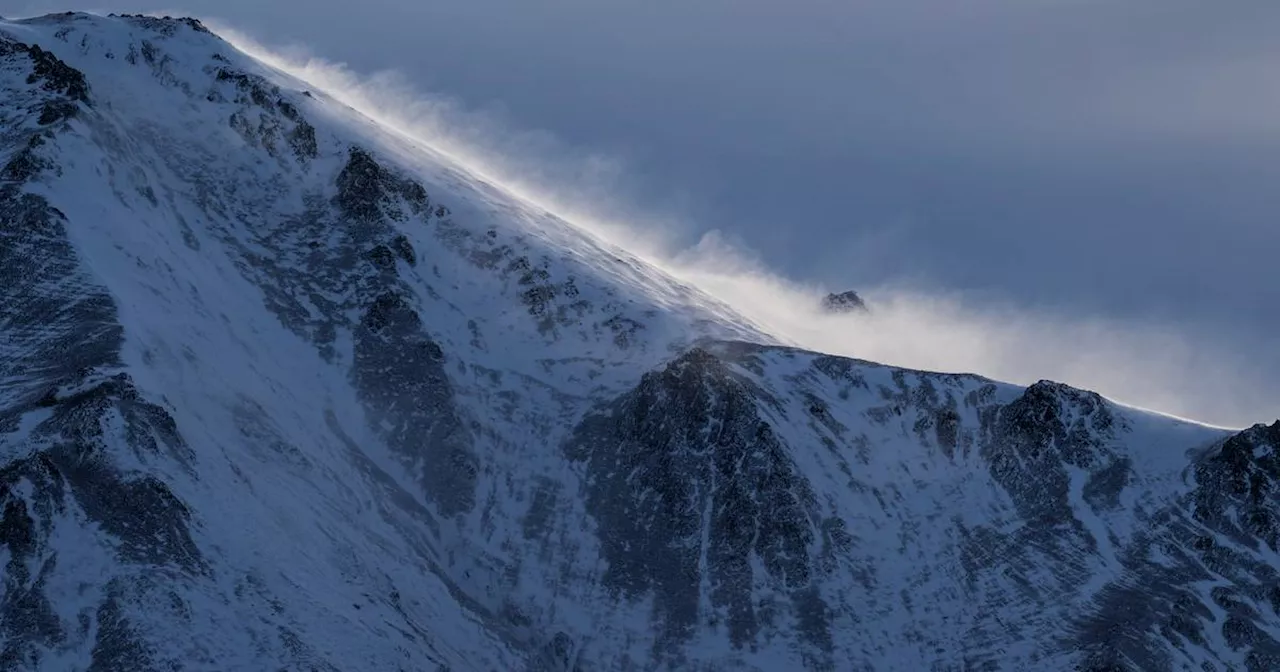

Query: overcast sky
[11,0,1280,424]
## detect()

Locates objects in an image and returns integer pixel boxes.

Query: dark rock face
[982,380,1123,526]
[14,11,473,527]
[2,384,199,561]
[1062,429,1280,672]
[1182,422,1280,668]
[1,366,200,671]
[0,468,65,670]
[24,43,89,101]
[212,66,318,161]
[113,13,212,37]
[0,190,123,422]
[567,345,1280,669]
[0,49,200,669]
[2,135,55,182]
[37,98,78,125]
[335,147,431,222]
[526,632,583,672]
[390,233,417,266]
[216,143,474,515]
[1,34,88,179]
[331,150,479,514]
[86,590,158,672]
[354,291,476,516]
[457,251,587,337]
[1194,422,1280,549]
[821,290,868,314]
[0,68,123,428]
[563,344,1200,668]
[1050,420,1280,672]
[566,349,832,666]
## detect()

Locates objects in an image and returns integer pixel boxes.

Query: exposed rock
[820,290,869,314]
[1194,421,1280,550]
[24,43,89,101]
[354,291,476,516]
[37,98,78,125]
[567,349,831,664]
[334,147,431,223]
[2,135,54,182]
[390,233,417,266]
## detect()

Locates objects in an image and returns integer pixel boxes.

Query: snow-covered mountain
[2,12,1278,671]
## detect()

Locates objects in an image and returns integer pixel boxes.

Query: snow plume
[207,20,1273,429]
[679,253,1269,429]
[206,23,684,253]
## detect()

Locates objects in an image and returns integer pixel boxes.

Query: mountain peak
[18,10,210,33]
[3,12,1278,671]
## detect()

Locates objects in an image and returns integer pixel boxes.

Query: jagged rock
[567,348,831,663]
[1194,422,1280,549]
[24,43,89,101]
[37,99,78,125]
[3,136,53,182]
[390,234,416,266]
[334,147,432,222]
[820,289,868,314]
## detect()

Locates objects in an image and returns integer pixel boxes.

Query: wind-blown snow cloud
[199,23,1280,428]
[12,1,1280,427]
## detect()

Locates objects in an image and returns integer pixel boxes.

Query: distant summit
[821,289,868,314]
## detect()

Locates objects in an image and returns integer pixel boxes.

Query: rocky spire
[820,289,868,314]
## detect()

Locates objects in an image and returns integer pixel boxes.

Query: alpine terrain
[3,12,1280,672]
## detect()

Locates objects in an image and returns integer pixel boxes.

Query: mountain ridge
[2,11,1278,671]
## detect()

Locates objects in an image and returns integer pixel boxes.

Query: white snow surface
[1,12,1276,672]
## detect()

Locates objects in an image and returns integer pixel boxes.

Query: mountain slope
[1,12,1278,671]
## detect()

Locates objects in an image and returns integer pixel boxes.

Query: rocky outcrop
[821,290,869,314]
[567,348,832,667]
[23,43,90,101]
[213,66,318,161]
[1193,422,1280,550]
[354,290,476,516]
[982,380,1124,525]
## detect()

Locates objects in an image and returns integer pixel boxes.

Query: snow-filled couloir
[2,12,1280,672]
